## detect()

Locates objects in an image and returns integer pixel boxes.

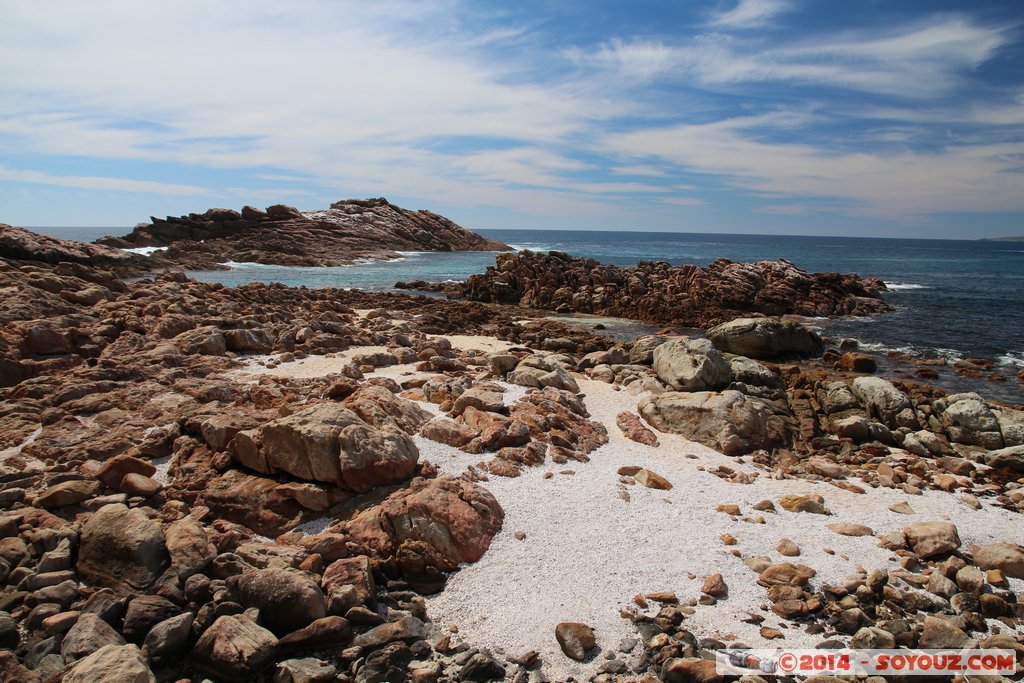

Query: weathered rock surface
[192,615,278,681]
[77,504,169,595]
[229,402,419,492]
[639,390,778,455]
[62,644,155,683]
[652,337,732,392]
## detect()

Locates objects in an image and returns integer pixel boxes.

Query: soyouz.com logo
[715,648,1017,676]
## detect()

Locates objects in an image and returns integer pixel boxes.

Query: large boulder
[904,522,961,559]
[985,445,1024,472]
[706,317,824,359]
[638,390,776,456]
[851,376,918,429]
[62,613,127,662]
[192,615,277,681]
[972,543,1024,579]
[230,568,327,636]
[995,407,1024,447]
[164,514,217,579]
[343,477,504,576]
[77,504,169,595]
[652,338,731,392]
[229,402,419,492]
[63,644,155,683]
[940,393,1004,450]
[224,328,274,353]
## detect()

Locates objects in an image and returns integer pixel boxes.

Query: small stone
[717,504,741,515]
[514,531,526,541]
[720,534,737,546]
[760,626,784,640]
[960,494,981,509]
[634,469,672,490]
[555,622,596,661]
[752,499,776,512]
[888,501,914,514]
[987,569,1008,587]
[779,494,828,514]
[826,523,874,537]
[645,591,678,604]
[776,539,800,557]
[702,573,728,598]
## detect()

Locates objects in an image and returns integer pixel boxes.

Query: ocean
[34,226,1024,402]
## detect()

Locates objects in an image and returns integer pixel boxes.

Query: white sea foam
[998,352,1024,367]
[883,282,929,291]
[507,243,557,252]
[122,246,168,256]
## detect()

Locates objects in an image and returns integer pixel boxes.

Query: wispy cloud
[710,0,792,29]
[575,16,1010,99]
[0,165,211,196]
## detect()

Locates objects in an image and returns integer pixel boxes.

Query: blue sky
[1,0,1023,238]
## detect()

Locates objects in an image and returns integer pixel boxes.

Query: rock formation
[451,250,889,327]
[96,197,510,268]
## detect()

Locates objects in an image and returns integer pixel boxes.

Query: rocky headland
[443,250,889,328]
[0,224,1023,682]
[96,198,511,269]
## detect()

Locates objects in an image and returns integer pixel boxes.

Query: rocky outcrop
[0,224,143,271]
[97,198,510,268]
[453,250,889,327]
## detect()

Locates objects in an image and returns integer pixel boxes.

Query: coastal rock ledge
[97,197,510,268]
[450,250,889,327]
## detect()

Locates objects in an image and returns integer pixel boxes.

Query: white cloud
[574,17,1009,99]
[0,166,212,196]
[711,0,791,28]
[604,115,1024,217]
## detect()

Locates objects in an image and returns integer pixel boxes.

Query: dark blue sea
[35,227,1024,402]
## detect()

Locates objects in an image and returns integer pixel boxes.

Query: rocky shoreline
[0,223,1023,682]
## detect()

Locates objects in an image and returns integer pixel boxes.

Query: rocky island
[0,212,1022,683]
[96,198,511,269]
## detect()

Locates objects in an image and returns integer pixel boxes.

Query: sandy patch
[232,335,508,380]
[426,377,1024,681]
[442,334,513,354]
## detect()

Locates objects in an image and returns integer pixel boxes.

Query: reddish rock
[322,556,376,612]
[616,411,659,446]
[343,477,504,575]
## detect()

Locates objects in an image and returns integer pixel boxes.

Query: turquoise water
[34,226,1024,401]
